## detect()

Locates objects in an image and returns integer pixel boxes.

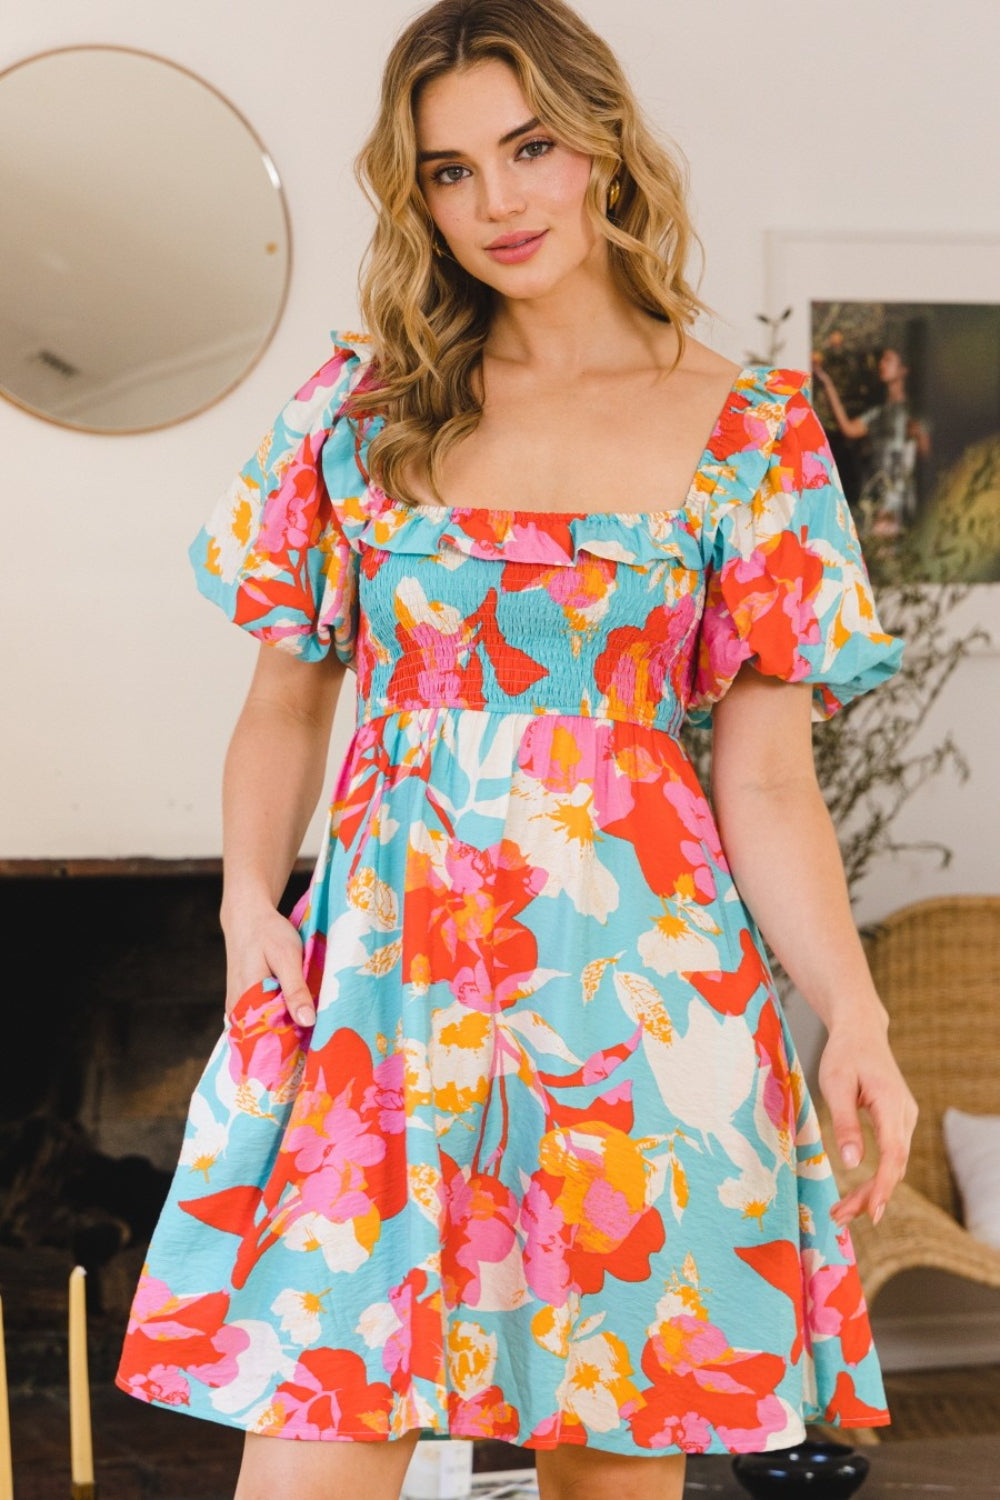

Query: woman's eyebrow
[417,116,542,163]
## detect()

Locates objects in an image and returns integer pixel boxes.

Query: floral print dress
[116,330,903,1456]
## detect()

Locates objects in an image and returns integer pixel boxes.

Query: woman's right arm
[811,358,868,440]
[219,640,351,1025]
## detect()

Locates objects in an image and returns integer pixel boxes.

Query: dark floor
[4,1246,1000,1498]
[8,1384,537,1499]
[8,1382,1000,1499]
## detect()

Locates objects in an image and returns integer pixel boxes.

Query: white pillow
[942,1106,1000,1250]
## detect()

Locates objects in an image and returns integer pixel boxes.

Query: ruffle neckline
[346,356,797,567]
[357,489,705,566]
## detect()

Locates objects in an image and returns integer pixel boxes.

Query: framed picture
[762,231,1000,585]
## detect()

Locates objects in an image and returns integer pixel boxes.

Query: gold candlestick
[0,1293,13,1500]
[68,1269,95,1499]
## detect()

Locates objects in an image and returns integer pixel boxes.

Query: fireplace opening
[0,858,309,1384]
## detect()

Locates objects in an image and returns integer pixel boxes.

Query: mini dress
[115,329,903,1456]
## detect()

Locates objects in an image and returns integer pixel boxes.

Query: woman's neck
[484,265,674,378]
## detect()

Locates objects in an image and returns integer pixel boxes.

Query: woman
[116,2,917,1497]
[812,345,931,537]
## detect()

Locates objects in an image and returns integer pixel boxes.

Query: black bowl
[732,1440,870,1499]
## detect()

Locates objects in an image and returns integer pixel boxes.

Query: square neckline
[366,363,758,523]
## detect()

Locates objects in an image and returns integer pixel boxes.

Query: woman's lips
[485,230,548,264]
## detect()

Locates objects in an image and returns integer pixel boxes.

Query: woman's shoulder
[677,334,742,385]
[662,334,813,419]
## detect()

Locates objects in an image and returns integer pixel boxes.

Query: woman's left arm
[710,662,919,1230]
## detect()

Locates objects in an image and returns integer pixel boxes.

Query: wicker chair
[816,894,1000,1309]
[808,895,1000,1446]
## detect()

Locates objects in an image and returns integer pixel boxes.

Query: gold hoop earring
[607,176,621,213]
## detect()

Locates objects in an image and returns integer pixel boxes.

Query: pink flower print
[367,1051,407,1135]
[120,1363,191,1407]
[187,1321,251,1389]
[115,1271,236,1399]
[695,585,751,702]
[441,1156,519,1308]
[448,1385,521,1441]
[802,1248,874,1366]
[257,430,325,553]
[283,1087,387,1222]
[661,779,726,900]
[517,716,636,832]
[520,1176,572,1308]
[227,983,307,1096]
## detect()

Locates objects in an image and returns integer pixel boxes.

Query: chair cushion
[942,1107,1000,1249]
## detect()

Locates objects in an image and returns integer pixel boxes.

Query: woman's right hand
[216,641,346,1031]
[223,900,316,1026]
[811,353,831,385]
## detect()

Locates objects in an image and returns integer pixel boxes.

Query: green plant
[745,305,793,366]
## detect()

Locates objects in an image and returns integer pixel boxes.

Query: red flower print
[272,1347,395,1439]
[716,531,824,682]
[182,1029,408,1290]
[448,1385,520,1440]
[528,1410,588,1447]
[441,1156,519,1308]
[599,727,721,903]
[116,1271,240,1396]
[227,982,309,1095]
[802,1246,876,1366]
[595,595,698,729]
[118,1363,190,1407]
[383,1268,445,1391]
[824,1371,889,1427]
[403,835,546,1007]
[735,1240,806,1364]
[683,930,770,1017]
[524,1125,665,1300]
[633,1312,787,1452]
[752,1000,798,1141]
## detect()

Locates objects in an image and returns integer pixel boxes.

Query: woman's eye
[431,164,469,187]
[518,137,555,160]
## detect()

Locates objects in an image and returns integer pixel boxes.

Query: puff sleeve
[189,333,371,666]
[687,374,904,727]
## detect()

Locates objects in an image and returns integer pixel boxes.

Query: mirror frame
[0,43,294,435]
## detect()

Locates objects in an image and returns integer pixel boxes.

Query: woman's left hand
[818,1011,919,1228]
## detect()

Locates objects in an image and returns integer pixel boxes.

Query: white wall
[4,0,998,874]
[4,1,1000,1342]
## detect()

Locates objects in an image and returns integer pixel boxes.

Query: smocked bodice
[351,495,720,736]
[190,331,902,736]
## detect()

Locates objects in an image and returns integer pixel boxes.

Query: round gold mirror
[0,45,291,434]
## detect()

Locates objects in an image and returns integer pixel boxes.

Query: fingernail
[295,1007,315,1026]
[842,1144,861,1168]
[872,1200,885,1225]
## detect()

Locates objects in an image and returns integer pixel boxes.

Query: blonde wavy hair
[346,0,716,506]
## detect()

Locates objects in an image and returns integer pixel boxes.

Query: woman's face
[879,348,906,382]
[414,59,602,300]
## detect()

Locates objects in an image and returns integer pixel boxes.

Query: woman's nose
[478,167,526,221]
